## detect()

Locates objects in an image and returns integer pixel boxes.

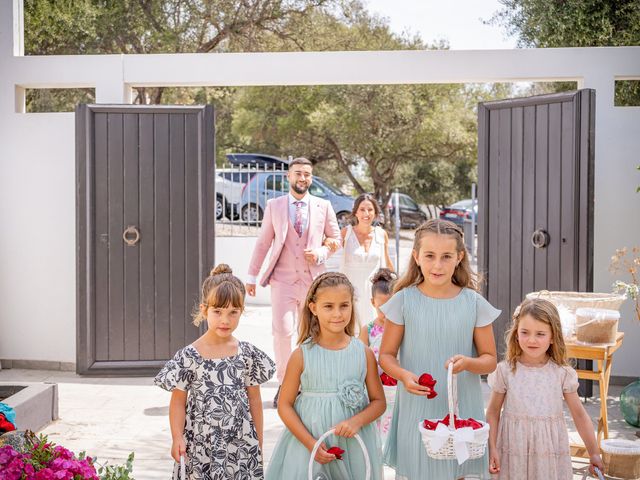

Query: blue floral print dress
[155,341,275,480]
[265,337,382,480]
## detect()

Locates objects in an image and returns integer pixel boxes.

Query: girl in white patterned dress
[155,264,275,479]
[486,298,603,479]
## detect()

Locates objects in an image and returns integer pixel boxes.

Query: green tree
[489,0,640,105]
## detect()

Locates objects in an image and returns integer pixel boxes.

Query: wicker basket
[307,428,371,480]
[418,364,490,465]
[525,291,626,314]
[601,439,640,479]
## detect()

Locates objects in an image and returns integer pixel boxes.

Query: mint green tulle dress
[379,286,500,480]
[265,337,383,480]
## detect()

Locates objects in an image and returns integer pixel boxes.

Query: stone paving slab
[1,305,637,479]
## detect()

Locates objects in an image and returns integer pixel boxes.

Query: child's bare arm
[485,390,505,474]
[446,324,497,375]
[565,391,604,474]
[247,385,264,449]
[169,389,188,462]
[334,347,386,437]
[358,326,369,346]
[380,321,430,396]
[277,348,335,464]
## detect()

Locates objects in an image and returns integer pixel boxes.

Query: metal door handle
[531,229,549,249]
[122,226,140,246]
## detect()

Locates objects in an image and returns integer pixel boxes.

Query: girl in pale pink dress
[486,298,604,479]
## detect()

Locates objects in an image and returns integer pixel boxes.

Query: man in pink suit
[246,157,341,406]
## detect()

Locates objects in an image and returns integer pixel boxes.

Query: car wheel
[336,211,351,228]
[215,195,225,220]
[241,204,263,224]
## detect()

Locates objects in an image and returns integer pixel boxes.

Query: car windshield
[450,199,473,209]
[314,177,343,195]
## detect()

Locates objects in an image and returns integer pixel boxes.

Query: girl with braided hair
[266,272,385,479]
[379,219,500,479]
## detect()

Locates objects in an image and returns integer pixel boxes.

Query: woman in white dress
[341,194,394,327]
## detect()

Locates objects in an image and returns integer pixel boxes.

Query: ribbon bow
[430,423,476,465]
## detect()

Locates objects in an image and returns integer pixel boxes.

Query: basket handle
[172,456,185,480]
[446,362,458,431]
[307,428,371,480]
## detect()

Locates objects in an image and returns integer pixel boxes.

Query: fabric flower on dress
[337,379,366,410]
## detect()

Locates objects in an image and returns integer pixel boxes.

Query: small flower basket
[600,438,640,479]
[307,428,371,480]
[418,364,490,465]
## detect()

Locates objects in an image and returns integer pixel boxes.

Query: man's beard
[292,182,309,195]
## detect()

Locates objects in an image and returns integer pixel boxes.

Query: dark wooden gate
[478,90,595,353]
[76,105,215,375]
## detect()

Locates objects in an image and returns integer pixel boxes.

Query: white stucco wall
[1,1,639,375]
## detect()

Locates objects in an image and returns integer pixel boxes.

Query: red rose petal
[380,373,398,386]
[327,446,345,460]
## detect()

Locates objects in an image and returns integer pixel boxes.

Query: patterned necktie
[293,201,304,237]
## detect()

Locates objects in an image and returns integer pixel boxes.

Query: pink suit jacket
[248,194,341,287]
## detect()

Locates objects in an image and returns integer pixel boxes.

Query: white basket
[308,428,371,480]
[418,363,490,465]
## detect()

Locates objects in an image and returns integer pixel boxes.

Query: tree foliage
[489,0,640,105]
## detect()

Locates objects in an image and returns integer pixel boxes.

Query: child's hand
[400,371,433,397]
[334,418,362,438]
[313,443,337,464]
[171,436,187,463]
[589,453,604,476]
[445,354,468,374]
[489,450,501,474]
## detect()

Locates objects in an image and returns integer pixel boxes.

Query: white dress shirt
[288,192,310,234]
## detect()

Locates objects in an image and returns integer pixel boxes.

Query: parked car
[439,198,477,228]
[387,193,429,229]
[216,153,289,220]
[239,172,354,226]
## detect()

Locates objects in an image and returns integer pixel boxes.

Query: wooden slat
[138,113,156,360]
[185,112,201,343]
[560,100,576,291]
[578,90,595,292]
[123,113,140,361]
[521,105,536,298]
[477,105,488,296]
[94,113,110,361]
[107,113,125,360]
[510,107,524,328]
[487,109,500,308]
[496,108,512,338]
[169,114,186,354]
[533,104,549,292]
[547,102,562,290]
[154,113,171,359]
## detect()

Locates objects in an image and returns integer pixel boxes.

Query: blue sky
[364,0,518,50]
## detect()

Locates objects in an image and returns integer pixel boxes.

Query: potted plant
[610,246,640,428]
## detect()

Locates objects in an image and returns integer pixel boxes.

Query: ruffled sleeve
[154,348,196,392]
[561,366,579,393]
[475,292,501,328]
[487,361,509,393]
[243,342,276,386]
[379,289,405,325]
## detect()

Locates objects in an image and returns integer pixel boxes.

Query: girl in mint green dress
[379,220,500,480]
[266,272,385,480]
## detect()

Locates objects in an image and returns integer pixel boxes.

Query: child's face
[309,285,353,335]
[412,233,463,287]
[371,292,391,320]
[517,314,553,362]
[355,200,377,226]
[200,304,241,338]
